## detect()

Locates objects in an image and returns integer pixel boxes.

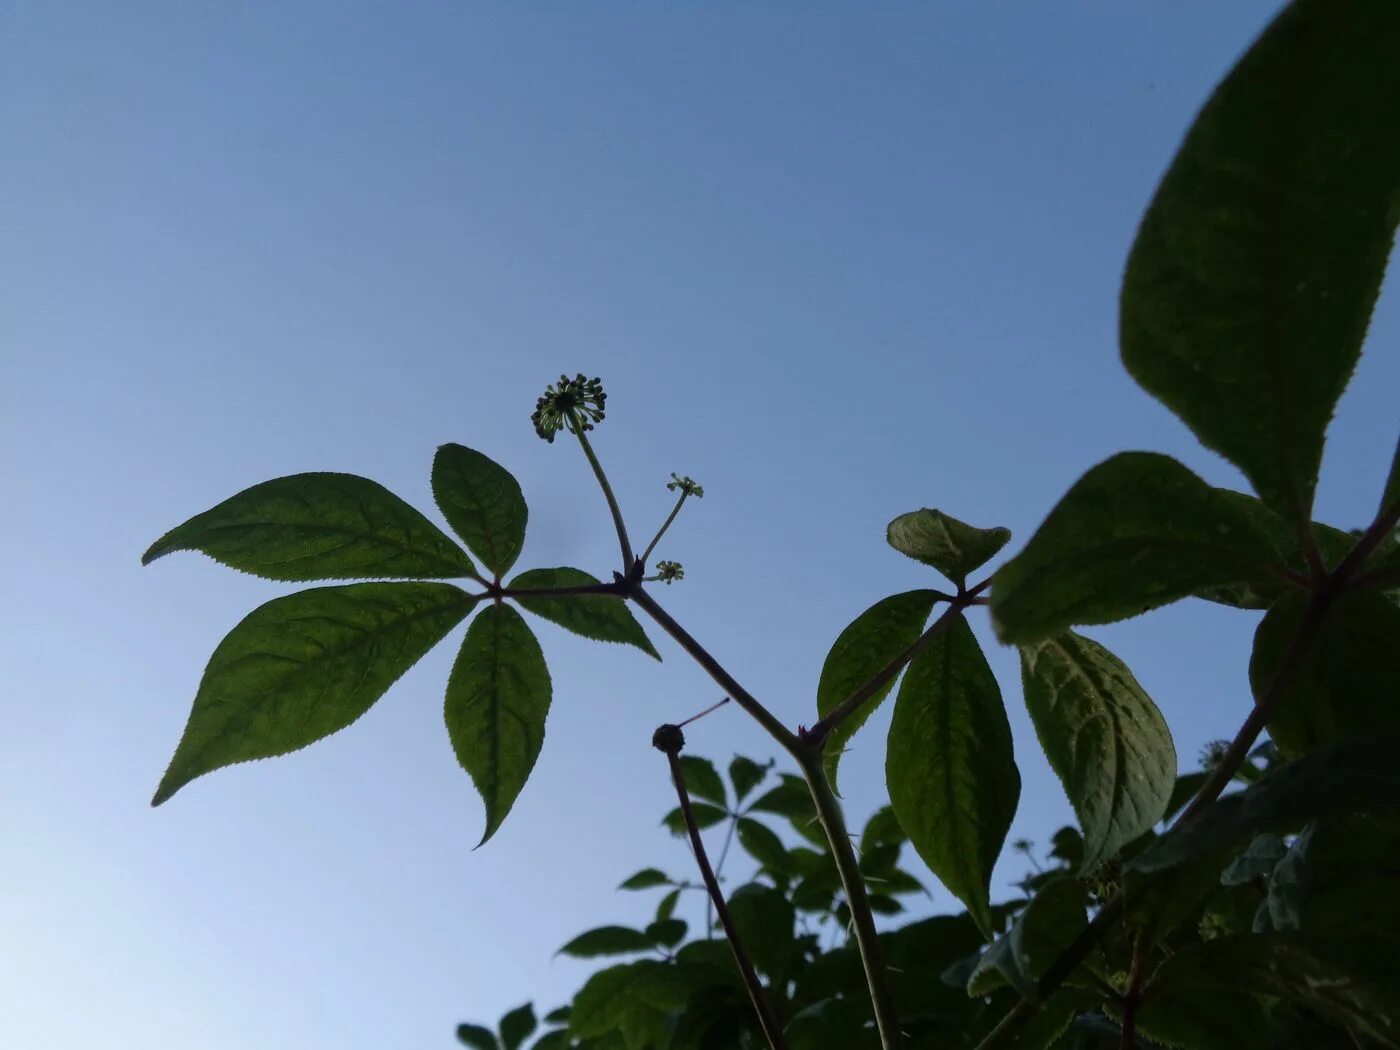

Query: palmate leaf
[445,603,552,846]
[152,582,475,805]
[1120,0,1400,521]
[143,472,477,581]
[1019,631,1176,870]
[885,614,1020,936]
[990,452,1292,644]
[508,567,659,660]
[433,443,529,579]
[816,590,940,791]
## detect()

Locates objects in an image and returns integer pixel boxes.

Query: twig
[639,488,691,568]
[575,428,635,571]
[654,727,788,1050]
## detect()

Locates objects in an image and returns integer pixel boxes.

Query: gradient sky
[4,2,1398,1048]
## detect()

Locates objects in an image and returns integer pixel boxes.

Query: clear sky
[4,2,1397,1048]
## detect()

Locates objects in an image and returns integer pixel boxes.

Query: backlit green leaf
[559,927,655,959]
[508,567,659,660]
[618,868,671,891]
[498,1003,536,1050]
[646,918,686,948]
[886,615,1020,936]
[1120,0,1400,520]
[726,882,795,977]
[816,590,940,790]
[1130,731,1400,874]
[433,443,528,578]
[1249,590,1400,756]
[728,756,768,803]
[886,508,1011,585]
[1020,631,1177,869]
[455,1023,497,1050]
[990,453,1292,643]
[967,878,1087,997]
[737,817,792,874]
[677,756,726,806]
[143,472,477,581]
[661,802,726,837]
[152,582,474,805]
[445,603,551,846]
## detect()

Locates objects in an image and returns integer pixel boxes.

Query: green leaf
[152,582,474,806]
[1265,823,1318,932]
[432,443,528,578]
[499,1003,536,1050]
[445,603,552,846]
[726,882,795,978]
[646,918,687,948]
[1148,934,1400,1047]
[456,1023,498,1050]
[143,472,477,581]
[990,453,1293,643]
[529,1033,569,1050]
[1163,772,1209,823]
[1019,631,1177,870]
[1129,731,1400,874]
[749,775,825,846]
[1249,590,1400,756]
[967,879,1088,997]
[885,614,1020,936]
[886,508,1011,584]
[1120,0,1400,520]
[655,889,681,922]
[570,961,693,1046]
[559,926,656,959]
[736,817,792,874]
[1133,984,1278,1050]
[661,802,726,837]
[859,805,906,855]
[618,868,671,891]
[728,756,767,804]
[1220,834,1287,887]
[677,756,726,806]
[508,567,659,660]
[816,590,940,790]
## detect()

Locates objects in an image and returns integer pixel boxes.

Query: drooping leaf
[1249,590,1400,756]
[1120,0,1400,520]
[736,817,792,874]
[967,879,1088,997]
[618,868,671,891]
[728,756,768,804]
[445,603,552,846]
[885,508,1011,584]
[726,882,795,978]
[1129,732,1400,874]
[1019,631,1177,869]
[655,889,681,923]
[816,590,940,789]
[677,756,727,807]
[432,443,528,578]
[508,567,659,660]
[661,802,727,837]
[152,582,474,805]
[1220,834,1288,886]
[455,1023,497,1050]
[559,926,656,959]
[143,472,477,581]
[990,453,1294,643]
[1147,933,1400,1047]
[885,614,1020,935]
[498,1003,536,1050]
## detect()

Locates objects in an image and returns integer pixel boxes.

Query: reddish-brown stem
[662,748,788,1050]
[1119,939,1147,1050]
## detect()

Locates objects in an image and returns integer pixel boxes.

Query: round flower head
[654,560,685,584]
[1199,739,1230,771]
[666,473,704,498]
[532,374,607,443]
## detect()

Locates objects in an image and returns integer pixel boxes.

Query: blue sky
[4,2,1397,1048]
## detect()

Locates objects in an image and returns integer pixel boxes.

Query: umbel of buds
[531,374,607,443]
[667,473,704,498]
[654,560,685,584]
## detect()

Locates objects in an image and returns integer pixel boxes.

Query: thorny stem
[575,429,636,572]
[976,499,1400,1049]
[798,750,905,1050]
[661,748,788,1050]
[640,490,691,569]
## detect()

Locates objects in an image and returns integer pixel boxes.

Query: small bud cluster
[531,374,607,443]
[654,560,685,584]
[1199,739,1230,771]
[666,473,704,498]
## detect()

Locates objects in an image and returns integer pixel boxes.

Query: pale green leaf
[886,507,1010,584]
[433,443,528,578]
